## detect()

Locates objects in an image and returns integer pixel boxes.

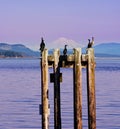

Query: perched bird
[63,45,68,56]
[87,37,94,48]
[40,37,45,52]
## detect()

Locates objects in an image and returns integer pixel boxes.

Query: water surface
[0,58,120,129]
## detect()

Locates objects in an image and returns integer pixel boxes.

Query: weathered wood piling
[53,49,61,129]
[40,44,96,129]
[86,49,96,129]
[40,49,49,129]
[73,48,82,129]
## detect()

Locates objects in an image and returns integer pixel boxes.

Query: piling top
[47,48,95,68]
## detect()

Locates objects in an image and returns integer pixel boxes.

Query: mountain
[94,43,120,57]
[48,40,120,57]
[0,43,39,58]
[0,41,120,58]
[47,37,81,49]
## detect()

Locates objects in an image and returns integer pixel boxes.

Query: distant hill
[0,42,120,58]
[48,38,120,57]
[94,43,120,57]
[0,43,39,58]
[49,42,120,57]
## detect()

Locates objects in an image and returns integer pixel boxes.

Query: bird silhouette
[87,37,94,48]
[63,45,68,56]
[40,37,45,52]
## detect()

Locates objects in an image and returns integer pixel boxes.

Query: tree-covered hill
[0,43,39,58]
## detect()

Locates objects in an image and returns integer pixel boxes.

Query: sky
[0,0,120,50]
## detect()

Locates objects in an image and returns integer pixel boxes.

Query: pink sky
[0,0,120,49]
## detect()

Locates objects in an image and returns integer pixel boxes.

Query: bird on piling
[87,37,94,48]
[63,45,68,56]
[40,37,45,52]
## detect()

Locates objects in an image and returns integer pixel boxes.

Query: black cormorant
[40,37,45,52]
[87,37,94,48]
[63,45,68,56]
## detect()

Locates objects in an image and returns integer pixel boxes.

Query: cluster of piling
[40,46,96,129]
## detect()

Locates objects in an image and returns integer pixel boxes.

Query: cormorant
[87,37,94,48]
[40,37,45,52]
[63,45,68,56]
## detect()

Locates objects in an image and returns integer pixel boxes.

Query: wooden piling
[40,46,96,129]
[73,48,83,129]
[41,49,49,129]
[53,49,61,129]
[86,48,96,129]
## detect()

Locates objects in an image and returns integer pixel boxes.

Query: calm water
[0,58,120,129]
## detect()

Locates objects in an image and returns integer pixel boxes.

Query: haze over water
[0,58,120,129]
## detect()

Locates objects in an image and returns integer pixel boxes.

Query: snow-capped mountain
[46,37,81,49]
